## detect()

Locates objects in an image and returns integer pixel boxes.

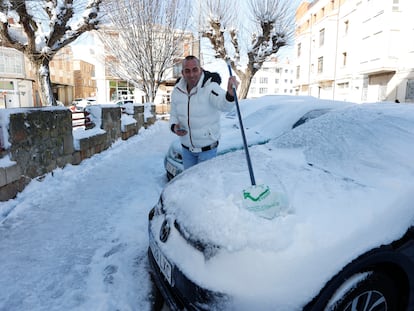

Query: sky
[0,95,413,310]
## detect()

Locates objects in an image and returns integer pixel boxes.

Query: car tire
[329,271,400,311]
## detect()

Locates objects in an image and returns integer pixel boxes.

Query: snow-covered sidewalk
[0,121,174,311]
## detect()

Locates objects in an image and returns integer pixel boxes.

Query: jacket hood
[175,70,222,89]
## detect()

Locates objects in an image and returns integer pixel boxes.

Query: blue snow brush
[226,59,288,219]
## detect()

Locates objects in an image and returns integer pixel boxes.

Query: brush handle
[227,60,256,186]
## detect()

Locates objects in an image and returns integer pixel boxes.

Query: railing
[72,110,94,129]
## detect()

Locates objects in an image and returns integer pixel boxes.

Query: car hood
[159,103,414,308]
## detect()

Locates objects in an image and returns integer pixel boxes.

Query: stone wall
[8,109,74,179]
[0,104,155,201]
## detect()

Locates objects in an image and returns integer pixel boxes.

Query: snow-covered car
[149,101,414,310]
[70,98,96,111]
[164,95,348,180]
[111,99,134,106]
[111,99,134,113]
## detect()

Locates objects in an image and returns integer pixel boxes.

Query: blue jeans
[182,146,218,170]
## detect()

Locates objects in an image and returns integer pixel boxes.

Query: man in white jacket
[170,55,238,169]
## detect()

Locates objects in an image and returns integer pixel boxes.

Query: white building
[295,0,414,103]
[0,47,34,108]
[247,58,296,98]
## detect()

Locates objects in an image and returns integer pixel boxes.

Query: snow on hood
[160,101,414,308]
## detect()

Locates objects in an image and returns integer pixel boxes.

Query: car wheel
[329,271,400,311]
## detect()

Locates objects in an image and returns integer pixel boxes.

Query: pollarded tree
[201,0,296,99]
[98,0,191,103]
[0,0,103,106]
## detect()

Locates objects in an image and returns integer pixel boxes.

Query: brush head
[242,184,290,220]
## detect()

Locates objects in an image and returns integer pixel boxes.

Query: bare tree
[0,0,103,106]
[98,0,191,103]
[201,0,296,99]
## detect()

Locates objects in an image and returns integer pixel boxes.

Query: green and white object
[242,184,289,219]
[227,59,288,220]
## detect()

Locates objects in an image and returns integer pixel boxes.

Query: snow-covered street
[0,121,174,311]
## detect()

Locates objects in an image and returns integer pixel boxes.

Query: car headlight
[174,221,220,260]
[149,195,165,222]
[168,143,183,163]
[168,145,182,163]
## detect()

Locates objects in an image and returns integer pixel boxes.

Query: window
[406,80,414,100]
[275,78,279,84]
[319,28,325,46]
[296,66,300,79]
[337,82,349,89]
[392,0,399,11]
[297,43,302,57]
[259,87,268,94]
[318,57,324,73]
[259,77,268,84]
[342,52,347,67]
[0,49,24,75]
[0,81,14,90]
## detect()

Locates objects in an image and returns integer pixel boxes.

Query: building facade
[49,46,75,106]
[72,59,97,101]
[0,47,35,108]
[0,44,96,108]
[295,0,414,103]
[247,58,296,98]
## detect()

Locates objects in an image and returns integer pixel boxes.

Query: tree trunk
[232,64,254,100]
[34,58,56,106]
[238,74,253,99]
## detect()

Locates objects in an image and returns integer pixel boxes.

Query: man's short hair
[183,55,200,66]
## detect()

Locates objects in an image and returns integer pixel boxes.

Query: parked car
[111,99,134,113]
[70,98,96,111]
[111,99,134,106]
[149,100,414,310]
[164,95,349,180]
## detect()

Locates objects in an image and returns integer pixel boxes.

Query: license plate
[150,234,173,285]
[166,161,177,176]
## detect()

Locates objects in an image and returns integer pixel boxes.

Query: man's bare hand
[227,76,239,96]
[174,124,187,136]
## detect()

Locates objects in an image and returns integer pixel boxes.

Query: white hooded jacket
[170,71,234,149]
